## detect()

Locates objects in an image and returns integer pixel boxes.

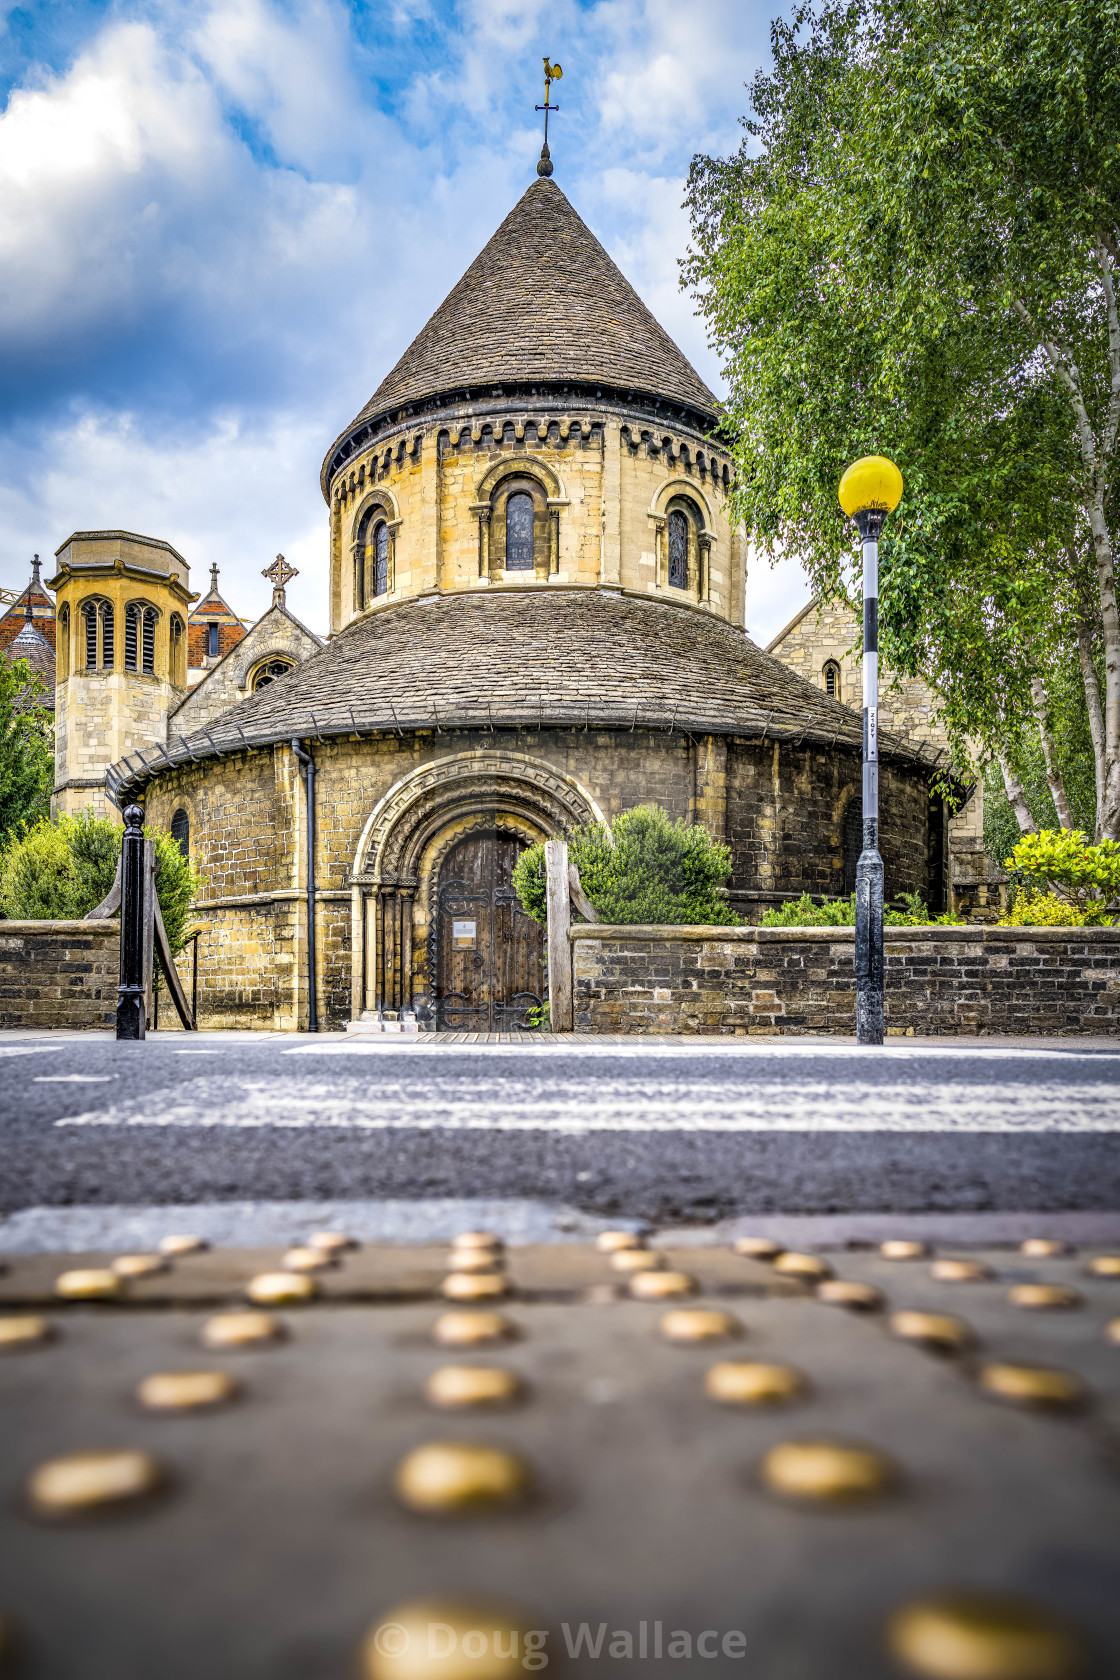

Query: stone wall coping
[0,920,120,936]
[569,922,1120,945]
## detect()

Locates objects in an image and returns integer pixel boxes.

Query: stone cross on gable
[263,553,298,608]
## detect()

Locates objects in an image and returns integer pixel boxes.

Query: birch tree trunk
[1029,677,1076,831]
[1073,599,1106,837]
[999,758,1038,835]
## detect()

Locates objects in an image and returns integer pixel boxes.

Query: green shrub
[0,809,201,956]
[760,891,964,927]
[999,891,1091,928]
[1002,830,1120,926]
[513,806,741,927]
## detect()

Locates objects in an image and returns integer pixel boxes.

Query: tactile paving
[0,1241,1117,1678]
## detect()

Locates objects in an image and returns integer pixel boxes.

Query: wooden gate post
[545,838,572,1032]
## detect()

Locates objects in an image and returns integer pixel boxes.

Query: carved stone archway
[348,749,606,1021]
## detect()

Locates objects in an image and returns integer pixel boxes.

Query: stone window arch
[251,656,295,692]
[124,601,159,675]
[171,807,190,861]
[824,659,842,701]
[353,499,397,610]
[80,597,114,670]
[472,458,565,583]
[169,614,186,686]
[664,494,705,595]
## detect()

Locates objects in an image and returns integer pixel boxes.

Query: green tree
[0,810,200,957]
[513,806,741,927]
[0,649,53,842]
[684,0,1120,835]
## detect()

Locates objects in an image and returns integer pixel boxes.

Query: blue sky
[0,0,808,641]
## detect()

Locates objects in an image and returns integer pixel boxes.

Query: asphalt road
[3,1032,1120,1221]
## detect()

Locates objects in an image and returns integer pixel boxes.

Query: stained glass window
[506,493,534,570]
[373,521,390,596]
[668,510,688,589]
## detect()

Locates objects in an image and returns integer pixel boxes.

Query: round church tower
[117,176,938,1033]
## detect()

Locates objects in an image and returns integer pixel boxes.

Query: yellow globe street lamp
[837,455,904,1046]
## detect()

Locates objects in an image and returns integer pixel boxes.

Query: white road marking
[53,1074,1120,1132]
[33,1075,115,1084]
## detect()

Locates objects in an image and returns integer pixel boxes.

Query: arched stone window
[667,510,689,589]
[169,614,185,686]
[372,519,389,597]
[354,505,394,607]
[125,603,159,675]
[80,599,114,669]
[506,493,534,571]
[490,475,550,577]
[251,658,294,692]
[824,660,841,701]
[171,808,189,861]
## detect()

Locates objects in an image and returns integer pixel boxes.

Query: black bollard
[116,803,147,1040]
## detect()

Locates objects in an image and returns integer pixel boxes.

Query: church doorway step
[433,831,545,1031]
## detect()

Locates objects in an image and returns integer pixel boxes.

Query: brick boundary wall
[0,922,120,1031]
[570,924,1120,1037]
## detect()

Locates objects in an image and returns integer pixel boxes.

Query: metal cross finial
[535,57,562,177]
[24,555,39,621]
[263,552,298,608]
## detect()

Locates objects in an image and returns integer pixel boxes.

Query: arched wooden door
[434,832,545,1030]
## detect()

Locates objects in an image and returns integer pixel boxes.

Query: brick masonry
[571,924,1120,1037]
[0,921,120,1030]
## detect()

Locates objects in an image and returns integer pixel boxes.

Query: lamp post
[837,455,904,1046]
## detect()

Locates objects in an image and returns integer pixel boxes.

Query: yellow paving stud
[158,1234,209,1256]
[886,1591,1085,1680]
[761,1439,898,1503]
[447,1250,505,1274]
[1020,1238,1071,1259]
[112,1253,167,1279]
[201,1310,285,1349]
[629,1269,697,1300]
[247,1272,317,1305]
[54,1268,122,1301]
[442,1272,508,1302]
[931,1259,991,1283]
[610,1248,665,1273]
[424,1367,523,1409]
[733,1237,783,1260]
[307,1231,357,1254]
[773,1252,834,1282]
[660,1308,741,1344]
[818,1280,884,1311]
[596,1230,644,1252]
[27,1449,165,1518]
[881,1240,929,1261]
[978,1362,1088,1411]
[890,1311,976,1353]
[137,1371,241,1411]
[452,1231,504,1253]
[433,1311,518,1347]
[1086,1254,1120,1277]
[1008,1284,1082,1311]
[283,1246,333,1272]
[393,1442,531,1514]
[706,1362,806,1406]
[363,1597,538,1680]
[0,1315,54,1351]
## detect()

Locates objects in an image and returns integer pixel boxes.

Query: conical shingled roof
[330,178,716,455]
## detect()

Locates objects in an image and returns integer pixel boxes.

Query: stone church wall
[170,608,321,736]
[572,924,1120,1037]
[141,724,937,1031]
